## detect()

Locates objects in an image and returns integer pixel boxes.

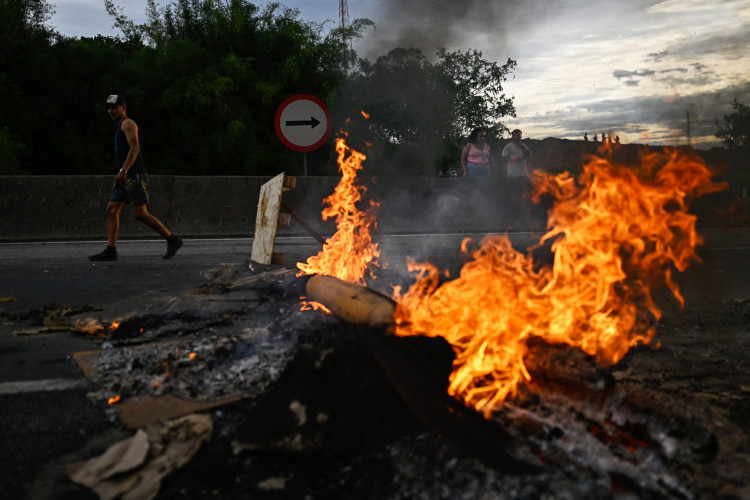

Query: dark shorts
[109,173,149,206]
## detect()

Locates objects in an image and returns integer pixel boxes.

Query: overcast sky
[50,0,750,149]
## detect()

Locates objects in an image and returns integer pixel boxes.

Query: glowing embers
[393,148,725,416]
[297,138,380,285]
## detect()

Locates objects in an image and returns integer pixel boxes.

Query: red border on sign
[274,94,333,152]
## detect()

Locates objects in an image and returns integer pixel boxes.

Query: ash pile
[56,262,746,500]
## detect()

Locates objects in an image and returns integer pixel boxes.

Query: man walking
[89,95,182,261]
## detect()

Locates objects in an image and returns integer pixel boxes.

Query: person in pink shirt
[461,128,492,177]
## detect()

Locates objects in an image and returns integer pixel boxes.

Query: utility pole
[686,109,692,147]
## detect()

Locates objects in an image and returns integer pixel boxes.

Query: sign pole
[304,152,308,176]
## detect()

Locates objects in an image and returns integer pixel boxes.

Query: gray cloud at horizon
[513,81,750,147]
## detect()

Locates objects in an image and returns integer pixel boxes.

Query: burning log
[301,274,541,471]
[305,275,395,327]
[522,336,615,397]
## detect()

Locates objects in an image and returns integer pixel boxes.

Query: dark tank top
[115,123,146,176]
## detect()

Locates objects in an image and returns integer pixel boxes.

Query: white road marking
[0,378,88,395]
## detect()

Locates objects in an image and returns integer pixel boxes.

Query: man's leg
[89,201,124,261]
[132,205,183,259]
[132,205,170,237]
[107,201,125,246]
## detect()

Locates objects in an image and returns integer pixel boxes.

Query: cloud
[662,32,750,61]
[612,69,657,86]
[508,81,750,148]
[691,62,709,73]
[613,69,657,80]
[646,51,669,63]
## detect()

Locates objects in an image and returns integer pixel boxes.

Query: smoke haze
[359,0,561,60]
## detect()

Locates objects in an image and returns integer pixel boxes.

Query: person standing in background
[461,128,492,177]
[501,129,532,177]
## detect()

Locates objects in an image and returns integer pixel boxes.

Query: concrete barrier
[0,175,550,242]
[0,174,741,242]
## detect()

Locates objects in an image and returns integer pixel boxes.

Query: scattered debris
[67,414,212,500]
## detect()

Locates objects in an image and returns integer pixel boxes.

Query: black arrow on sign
[285,116,321,128]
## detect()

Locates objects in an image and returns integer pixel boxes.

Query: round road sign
[274,95,332,152]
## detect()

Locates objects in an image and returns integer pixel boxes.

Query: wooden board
[250,173,295,264]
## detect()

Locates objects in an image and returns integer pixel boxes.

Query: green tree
[331,47,516,177]
[716,99,750,150]
[0,0,126,174]
[110,0,368,176]
[436,48,517,138]
[1,0,371,176]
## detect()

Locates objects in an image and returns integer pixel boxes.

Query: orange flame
[394,147,725,415]
[297,137,380,285]
[361,110,370,119]
[108,395,121,405]
[300,300,333,314]
[108,321,120,331]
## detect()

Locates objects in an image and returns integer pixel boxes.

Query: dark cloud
[613,69,657,80]
[612,69,656,86]
[691,62,709,73]
[646,51,669,63]
[654,64,719,87]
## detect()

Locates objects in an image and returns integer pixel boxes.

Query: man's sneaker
[163,235,183,259]
[88,248,118,261]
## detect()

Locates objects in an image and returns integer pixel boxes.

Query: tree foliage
[716,99,750,150]
[1,0,517,177]
[332,47,516,176]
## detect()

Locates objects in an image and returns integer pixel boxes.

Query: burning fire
[393,147,725,415]
[297,137,380,285]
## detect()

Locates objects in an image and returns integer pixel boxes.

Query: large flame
[297,137,380,284]
[393,147,725,415]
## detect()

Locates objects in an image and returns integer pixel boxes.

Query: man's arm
[119,119,140,173]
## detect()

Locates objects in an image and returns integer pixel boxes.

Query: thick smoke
[357,0,561,60]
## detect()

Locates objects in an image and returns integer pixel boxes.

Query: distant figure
[615,135,620,144]
[89,95,183,261]
[584,133,588,141]
[594,134,599,142]
[608,133,612,143]
[501,129,532,177]
[602,132,607,143]
[461,127,491,177]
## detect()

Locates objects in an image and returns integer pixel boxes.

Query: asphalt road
[1,231,750,499]
[0,233,496,499]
